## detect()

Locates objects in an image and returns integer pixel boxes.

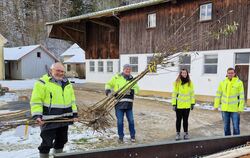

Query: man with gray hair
[30,62,78,158]
[105,64,139,143]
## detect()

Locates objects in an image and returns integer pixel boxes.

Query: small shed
[61,43,86,79]
[4,44,58,80]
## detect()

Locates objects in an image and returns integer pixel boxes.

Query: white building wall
[120,48,250,99]
[86,59,120,83]
[21,47,56,79]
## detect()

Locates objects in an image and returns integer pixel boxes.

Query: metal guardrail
[54,135,250,158]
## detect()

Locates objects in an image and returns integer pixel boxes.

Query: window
[89,61,95,72]
[200,3,212,21]
[148,13,156,28]
[129,57,138,72]
[67,65,71,71]
[37,52,41,58]
[98,61,104,72]
[235,53,250,64]
[107,61,113,72]
[204,55,218,74]
[179,55,191,72]
[147,56,157,73]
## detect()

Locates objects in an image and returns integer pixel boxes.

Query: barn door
[235,65,249,100]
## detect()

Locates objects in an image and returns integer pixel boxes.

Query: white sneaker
[184,132,189,140]
[175,132,181,141]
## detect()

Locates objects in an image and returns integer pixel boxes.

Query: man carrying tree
[30,62,78,158]
[105,64,139,143]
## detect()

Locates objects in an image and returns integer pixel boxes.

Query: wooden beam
[59,26,83,49]
[62,26,85,33]
[89,20,116,29]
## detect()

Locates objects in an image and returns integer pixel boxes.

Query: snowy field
[0,123,117,158]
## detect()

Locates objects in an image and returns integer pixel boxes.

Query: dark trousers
[115,108,136,139]
[38,126,68,154]
[176,109,190,133]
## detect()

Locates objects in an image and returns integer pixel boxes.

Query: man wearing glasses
[30,62,78,158]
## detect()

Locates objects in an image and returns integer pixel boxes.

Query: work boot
[40,153,49,158]
[184,132,189,140]
[175,132,181,141]
[54,149,63,154]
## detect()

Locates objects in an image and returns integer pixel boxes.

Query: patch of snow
[68,78,86,84]
[136,96,250,112]
[0,80,36,90]
[0,93,18,102]
[0,149,38,158]
[0,110,20,115]
[0,123,116,158]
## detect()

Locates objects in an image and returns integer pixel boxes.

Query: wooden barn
[46,0,250,105]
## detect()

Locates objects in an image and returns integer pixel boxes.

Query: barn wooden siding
[49,17,119,59]
[86,17,119,59]
[119,0,250,54]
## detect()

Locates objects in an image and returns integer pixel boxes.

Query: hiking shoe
[131,138,136,143]
[175,132,181,141]
[184,132,189,140]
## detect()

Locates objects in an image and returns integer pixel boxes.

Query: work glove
[191,104,195,110]
[172,105,177,111]
[105,89,111,96]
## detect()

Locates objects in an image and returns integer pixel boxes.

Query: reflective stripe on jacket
[171,81,195,109]
[30,74,78,120]
[214,77,245,112]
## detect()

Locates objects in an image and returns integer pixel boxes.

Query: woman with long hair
[171,69,195,140]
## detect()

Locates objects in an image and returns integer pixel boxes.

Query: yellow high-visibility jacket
[171,81,195,109]
[214,77,245,112]
[105,73,139,95]
[30,74,77,120]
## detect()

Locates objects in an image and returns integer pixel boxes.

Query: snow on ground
[0,123,116,158]
[136,95,250,112]
[0,93,18,102]
[0,78,86,90]
[0,80,36,90]
[68,78,86,84]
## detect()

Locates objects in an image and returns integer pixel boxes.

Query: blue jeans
[115,108,136,139]
[221,112,240,136]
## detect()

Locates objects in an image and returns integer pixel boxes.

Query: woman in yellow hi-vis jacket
[172,69,195,141]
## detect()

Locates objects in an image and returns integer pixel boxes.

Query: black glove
[191,104,195,110]
[172,105,177,111]
[105,89,111,96]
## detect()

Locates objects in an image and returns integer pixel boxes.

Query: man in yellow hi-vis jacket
[30,62,78,158]
[214,68,245,136]
[105,64,139,143]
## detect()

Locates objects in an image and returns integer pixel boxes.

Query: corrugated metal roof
[46,0,170,25]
